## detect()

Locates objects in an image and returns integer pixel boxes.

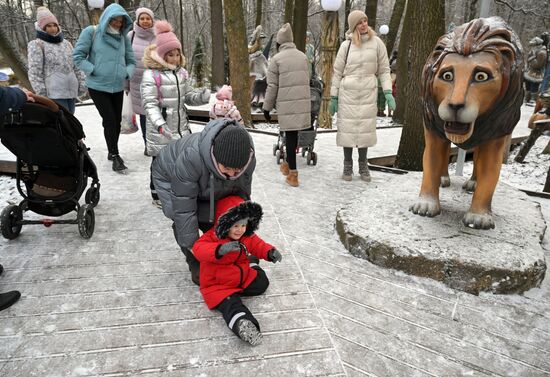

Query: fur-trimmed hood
[214,195,263,239]
[142,44,186,71]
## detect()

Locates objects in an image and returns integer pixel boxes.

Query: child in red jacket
[192,195,282,346]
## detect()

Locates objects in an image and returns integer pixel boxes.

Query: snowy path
[0,104,549,376]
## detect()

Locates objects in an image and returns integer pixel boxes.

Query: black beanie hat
[213,125,252,168]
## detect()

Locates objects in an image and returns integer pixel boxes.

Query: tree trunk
[395,0,445,171]
[284,0,294,25]
[392,0,411,124]
[0,26,31,89]
[224,0,252,126]
[210,0,224,89]
[365,0,378,31]
[318,11,339,129]
[256,0,263,26]
[385,0,406,56]
[344,0,351,34]
[292,0,307,53]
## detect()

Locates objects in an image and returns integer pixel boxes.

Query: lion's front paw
[440,175,451,187]
[462,211,495,229]
[462,179,477,193]
[409,197,441,217]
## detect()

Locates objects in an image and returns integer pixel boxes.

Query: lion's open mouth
[444,122,474,144]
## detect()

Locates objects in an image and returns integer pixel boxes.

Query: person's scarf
[36,28,64,44]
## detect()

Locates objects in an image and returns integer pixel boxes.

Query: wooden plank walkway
[0,104,549,376]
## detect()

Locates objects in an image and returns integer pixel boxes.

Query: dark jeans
[88,88,123,155]
[215,267,269,334]
[285,130,298,170]
[139,114,147,145]
[173,221,213,286]
[53,98,76,114]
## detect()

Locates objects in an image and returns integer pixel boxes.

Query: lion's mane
[422,17,524,149]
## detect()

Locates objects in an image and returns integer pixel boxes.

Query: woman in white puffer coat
[330,10,394,182]
[141,20,210,207]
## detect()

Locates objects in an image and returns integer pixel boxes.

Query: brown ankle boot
[286,170,299,187]
[280,161,289,176]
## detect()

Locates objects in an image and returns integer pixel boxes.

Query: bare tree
[0,26,31,89]
[223,0,252,126]
[395,0,445,171]
[365,0,378,30]
[284,0,293,25]
[210,0,224,89]
[392,0,411,124]
[385,0,406,56]
[292,0,307,52]
[255,0,262,26]
[318,10,339,129]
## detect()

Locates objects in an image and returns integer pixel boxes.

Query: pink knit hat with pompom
[155,20,182,59]
[36,7,59,30]
[216,85,233,101]
[136,7,154,22]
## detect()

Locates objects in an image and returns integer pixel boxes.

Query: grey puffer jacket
[152,119,256,250]
[27,25,86,99]
[263,42,311,131]
[141,45,209,156]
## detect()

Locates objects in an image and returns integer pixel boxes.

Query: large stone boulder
[335,172,547,294]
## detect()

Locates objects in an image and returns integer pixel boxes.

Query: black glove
[268,249,282,263]
[216,241,241,258]
[263,110,271,122]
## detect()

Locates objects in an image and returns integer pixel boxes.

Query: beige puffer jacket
[331,34,391,148]
[263,42,311,131]
[141,45,208,156]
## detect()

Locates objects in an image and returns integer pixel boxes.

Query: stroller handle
[32,95,60,112]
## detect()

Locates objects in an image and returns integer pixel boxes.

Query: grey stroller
[273,77,323,166]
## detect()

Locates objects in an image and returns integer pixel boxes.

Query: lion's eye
[474,71,489,82]
[440,71,454,81]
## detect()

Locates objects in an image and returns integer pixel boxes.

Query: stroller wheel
[85,186,100,207]
[1,205,23,240]
[273,144,279,156]
[312,152,318,166]
[302,148,306,157]
[306,152,312,165]
[78,204,95,239]
[276,150,282,165]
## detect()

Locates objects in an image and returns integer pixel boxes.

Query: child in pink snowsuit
[209,85,243,124]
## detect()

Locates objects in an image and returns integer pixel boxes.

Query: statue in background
[248,25,272,112]
[410,17,524,230]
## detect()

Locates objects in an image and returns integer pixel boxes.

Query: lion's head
[422,17,524,149]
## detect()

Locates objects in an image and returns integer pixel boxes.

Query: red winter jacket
[192,196,274,309]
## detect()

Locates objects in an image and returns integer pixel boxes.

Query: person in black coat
[0,85,33,311]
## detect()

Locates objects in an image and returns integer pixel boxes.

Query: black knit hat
[213,125,252,168]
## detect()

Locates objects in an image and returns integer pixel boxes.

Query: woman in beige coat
[263,23,311,187]
[330,10,395,182]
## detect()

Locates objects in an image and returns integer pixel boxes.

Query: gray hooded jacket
[151,119,256,250]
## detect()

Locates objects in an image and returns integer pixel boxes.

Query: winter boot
[358,160,371,182]
[342,160,353,181]
[286,170,299,187]
[112,155,127,172]
[236,319,263,346]
[280,161,290,176]
[0,291,21,311]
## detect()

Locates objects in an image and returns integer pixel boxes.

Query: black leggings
[215,267,269,334]
[285,131,298,170]
[88,88,123,155]
[343,147,367,162]
[150,156,158,200]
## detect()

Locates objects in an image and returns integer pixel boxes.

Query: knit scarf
[36,28,64,44]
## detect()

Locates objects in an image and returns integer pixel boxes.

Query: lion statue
[410,17,524,229]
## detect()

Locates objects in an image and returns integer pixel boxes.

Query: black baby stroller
[273,77,323,166]
[0,96,100,239]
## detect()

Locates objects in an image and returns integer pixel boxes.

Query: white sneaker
[152,199,162,209]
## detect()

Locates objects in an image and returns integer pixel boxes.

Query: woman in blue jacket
[73,4,136,172]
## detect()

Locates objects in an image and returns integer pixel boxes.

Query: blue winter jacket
[0,86,26,115]
[73,4,136,93]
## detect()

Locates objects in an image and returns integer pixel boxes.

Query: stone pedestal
[335,173,547,294]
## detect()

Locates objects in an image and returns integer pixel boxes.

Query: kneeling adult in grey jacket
[152,119,255,285]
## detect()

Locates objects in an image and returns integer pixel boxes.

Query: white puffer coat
[141,45,208,156]
[331,33,392,148]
